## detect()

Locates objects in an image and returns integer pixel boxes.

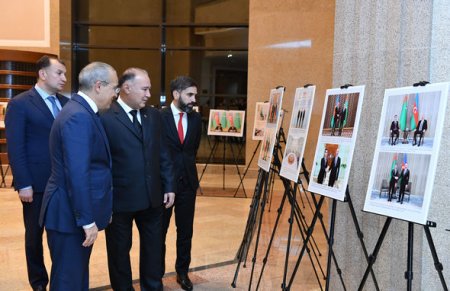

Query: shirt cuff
[82,222,96,229]
[19,186,32,191]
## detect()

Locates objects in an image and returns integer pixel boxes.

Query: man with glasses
[39,62,118,291]
[5,55,69,291]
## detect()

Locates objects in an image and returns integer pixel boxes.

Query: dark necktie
[130,110,142,137]
[48,96,60,118]
[178,112,184,144]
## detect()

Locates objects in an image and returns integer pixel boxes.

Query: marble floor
[0,170,329,291]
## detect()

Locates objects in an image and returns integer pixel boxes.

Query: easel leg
[423,225,448,290]
[198,139,219,195]
[358,217,392,291]
[234,141,261,197]
[223,137,226,190]
[406,222,414,291]
[228,137,247,197]
[325,199,338,291]
[287,195,326,289]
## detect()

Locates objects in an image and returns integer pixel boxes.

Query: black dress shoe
[33,286,46,291]
[177,273,193,291]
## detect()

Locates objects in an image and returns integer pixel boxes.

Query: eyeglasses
[99,80,120,94]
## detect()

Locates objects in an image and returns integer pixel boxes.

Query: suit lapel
[141,108,150,143]
[184,112,195,146]
[29,88,54,121]
[162,107,182,147]
[112,102,143,141]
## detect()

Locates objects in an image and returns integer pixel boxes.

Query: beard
[179,98,195,113]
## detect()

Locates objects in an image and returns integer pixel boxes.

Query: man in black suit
[398,163,410,204]
[331,102,341,136]
[317,149,328,184]
[328,148,341,187]
[388,166,399,202]
[5,55,69,291]
[390,114,400,145]
[161,76,202,291]
[100,68,175,291]
[413,115,428,146]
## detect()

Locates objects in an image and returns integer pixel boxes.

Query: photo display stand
[254,125,327,291]
[232,122,328,291]
[198,135,247,196]
[284,162,379,291]
[359,81,449,291]
[293,84,379,291]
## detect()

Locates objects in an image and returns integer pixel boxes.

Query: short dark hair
[170,76,198,97]
[36,55,65,78]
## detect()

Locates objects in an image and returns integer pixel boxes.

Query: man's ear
[172,90,180,100]
[94,80,102,93]
[38,69,46,80]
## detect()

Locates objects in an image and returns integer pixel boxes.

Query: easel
[198,135,247,197]
[253,129,327,291]
[358,80,448,291]
[358,219,448,291]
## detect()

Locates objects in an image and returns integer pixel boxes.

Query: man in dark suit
[413,115,428,146]
[390,114,400,145]
[100,68,175,291]
[5,55,68,291]
[161,76,201,291]
[39,62,118,291]
[317,149,328,184]
[388,166,399,202]
[331,102,341,136]
[398,163,410,204]
[328,148,341,187]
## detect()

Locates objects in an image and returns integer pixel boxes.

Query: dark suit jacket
[5,87,69,192]
[400,169,410,188]
[160,107,202,192]
[100,101,175,212]
[390,121,399,132]
[330,156,341,182]
[40,94,112,233]
[416,119,428,132]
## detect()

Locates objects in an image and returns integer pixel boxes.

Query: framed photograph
[252,102,269,140]
[0,100,9,128]
[280,86,316,182]
[308,85,365,201]
[258,87,284,172]
[207,110,246,137]
[363,82,449,224]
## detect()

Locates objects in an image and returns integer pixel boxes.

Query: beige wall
[247,0,335,170]
[0,0,60,56]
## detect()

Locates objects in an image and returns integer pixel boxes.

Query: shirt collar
[77,91,99,113]
[35,84,54,100]
[117,96,134,114]
[170,102,183,116]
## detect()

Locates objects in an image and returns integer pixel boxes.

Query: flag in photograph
[343,94,349,126]
[399,95,408,131]
[390,153,398,178]
[410,93,419,130]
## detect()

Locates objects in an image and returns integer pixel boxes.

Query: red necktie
[178,112,184,144]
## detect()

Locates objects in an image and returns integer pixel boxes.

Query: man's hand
[82,224,98,247]
[18,188,33,203]
[164,192,175,208]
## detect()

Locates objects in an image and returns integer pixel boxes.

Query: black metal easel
[358,218,448,291]
[198,135,247,196]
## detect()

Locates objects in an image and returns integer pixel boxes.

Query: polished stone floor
[0,170,329,291]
